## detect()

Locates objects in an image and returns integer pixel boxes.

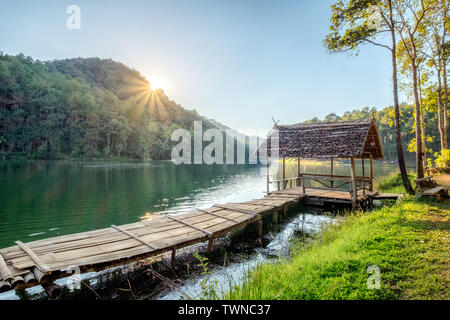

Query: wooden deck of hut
[0,116,392,296]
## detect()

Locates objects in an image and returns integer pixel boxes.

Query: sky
[0,0,401,134]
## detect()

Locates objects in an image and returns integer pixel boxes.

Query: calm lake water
[0,160,399,249]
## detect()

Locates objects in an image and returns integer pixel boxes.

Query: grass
[225,173,449,300]
[374,171,416,194]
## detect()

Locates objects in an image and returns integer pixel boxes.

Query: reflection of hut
[256,116,383,208]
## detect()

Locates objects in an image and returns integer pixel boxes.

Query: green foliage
[0,54,218,160]
[433,149,450,168]
[324,0,390,54]
[193,252,220,300]
[226,197,450,300]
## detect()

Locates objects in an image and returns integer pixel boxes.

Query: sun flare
[147,75,169,91]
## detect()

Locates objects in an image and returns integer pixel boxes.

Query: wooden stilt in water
[302,176,306,194]
[350,157,358,210]
[330,158,334,188]
[362,158,366,195]
[369,154,374,192]
[297,156,301,186]
[257,219,263,237]
[206,236,214,255]
[266,158,270,194]
[272,211,278,224]
[42,281,62,300]
[171,248,176,269]
[283,205,287,218]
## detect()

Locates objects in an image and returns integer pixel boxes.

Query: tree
[303,117,322,123]
[396,36,430,171]
[392,0,433,178]
[324,0,414,193]
[323,113,342,122]
[422,0,449,154]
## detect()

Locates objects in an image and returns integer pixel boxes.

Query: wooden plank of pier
[111,225,157,250]
[14,241,49,273]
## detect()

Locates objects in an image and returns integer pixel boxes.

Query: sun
[147,75,169,91]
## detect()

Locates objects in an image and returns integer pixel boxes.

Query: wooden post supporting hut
[257,116,383,209]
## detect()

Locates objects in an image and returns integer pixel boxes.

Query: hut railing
[270,177,300,190]
[270,173,371,192]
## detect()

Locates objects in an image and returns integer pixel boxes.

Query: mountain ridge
[0,53,238,160]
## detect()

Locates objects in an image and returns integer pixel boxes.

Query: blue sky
[0,0,400,133]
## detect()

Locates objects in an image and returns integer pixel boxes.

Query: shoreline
[225,174,450,300]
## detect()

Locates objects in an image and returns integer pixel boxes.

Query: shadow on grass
[398,219,450,231]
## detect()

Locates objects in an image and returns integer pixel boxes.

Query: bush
[433,149,450,168]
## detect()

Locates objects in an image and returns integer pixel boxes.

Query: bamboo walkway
[0,192,303,293]
[0,186,402,294]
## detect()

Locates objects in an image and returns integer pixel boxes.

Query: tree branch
[363,39,392,51]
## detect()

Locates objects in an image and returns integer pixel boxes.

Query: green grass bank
[226,173,449,300]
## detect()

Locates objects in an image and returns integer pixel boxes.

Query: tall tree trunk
[443,63,450,167]
[420,108,426,171]
[441,1,449,151]
[418,70,427,171]
[411,61,424,179]
[437,68,445,151]
[442,63,449,150]
[389,0,414,194]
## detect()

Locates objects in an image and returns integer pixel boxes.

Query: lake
[0,159,400,249]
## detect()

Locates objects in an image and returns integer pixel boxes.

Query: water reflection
[0,161,264,248]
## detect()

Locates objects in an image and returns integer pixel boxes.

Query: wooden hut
[256,116,383,208]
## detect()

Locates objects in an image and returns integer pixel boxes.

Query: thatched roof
[256,118,383,160]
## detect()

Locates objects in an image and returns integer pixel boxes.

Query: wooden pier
[0,191,304,294]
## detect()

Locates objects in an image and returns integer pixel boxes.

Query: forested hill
[0,54,221,160]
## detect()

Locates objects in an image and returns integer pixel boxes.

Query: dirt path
[434,175,450,188]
